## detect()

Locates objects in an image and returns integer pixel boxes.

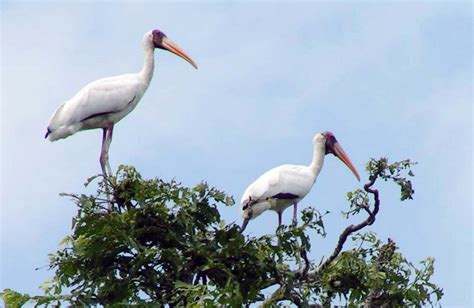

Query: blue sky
[1,1,472,306]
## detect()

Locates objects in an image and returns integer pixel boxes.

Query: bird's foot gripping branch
[1,159,443,307]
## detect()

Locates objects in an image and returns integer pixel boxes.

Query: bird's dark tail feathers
[44,128,52,139]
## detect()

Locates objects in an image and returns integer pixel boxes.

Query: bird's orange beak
[161,37,198,69]
[333,142,361,181]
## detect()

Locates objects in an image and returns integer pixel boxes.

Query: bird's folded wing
[242,167,283,205]
[255,165,314,201]
[66,76,141,123]
[46,74,144,140]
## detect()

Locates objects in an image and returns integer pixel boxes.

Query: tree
[1,158,443,307]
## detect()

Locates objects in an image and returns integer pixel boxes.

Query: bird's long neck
[139,44,155,86]
[309,141,326,179]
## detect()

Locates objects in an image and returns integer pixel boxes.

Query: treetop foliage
[1,158,443,307]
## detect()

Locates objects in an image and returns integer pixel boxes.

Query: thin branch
[299,249,310,279]
[310,173,380,278]
[360,204,373,217]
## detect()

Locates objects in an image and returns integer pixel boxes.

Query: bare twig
[300,249,310,279]
[360,204,373,217]
[309,173,380,279]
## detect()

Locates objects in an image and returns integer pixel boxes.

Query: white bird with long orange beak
[240,132,360,232]
[45,29,197,177]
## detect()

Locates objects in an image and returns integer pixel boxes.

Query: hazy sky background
[1,1,472,306]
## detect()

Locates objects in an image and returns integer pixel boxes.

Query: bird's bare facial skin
[324,133,337,155]
[152,29,167,48]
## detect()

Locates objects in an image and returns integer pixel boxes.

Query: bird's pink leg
[292,202,298,226]
[104,125,114,176]
[99,125,114,212]
[100,128,109,177]
[277,211,283,246]
[99,125,114,177]
[240,218,250,233]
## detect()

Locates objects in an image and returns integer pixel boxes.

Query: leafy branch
[1,158,442,307]
[317,158,415,275]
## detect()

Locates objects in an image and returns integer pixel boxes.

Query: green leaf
[1,289,31,307]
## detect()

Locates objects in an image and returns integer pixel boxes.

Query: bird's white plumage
[241,165,315,204]
[45,28,197,181]
[46,30,169,143]
[46,74,146,141]
[239,132,360,231]
[240,164,318,219]
[240,133,327,221]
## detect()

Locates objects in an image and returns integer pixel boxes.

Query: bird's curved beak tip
[161,37,198,70]
[333,142,360,182]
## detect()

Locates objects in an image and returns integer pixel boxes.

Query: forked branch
[314,173,380,276]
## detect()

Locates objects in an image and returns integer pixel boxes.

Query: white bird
[240,132,360,232]
[45,29,197,177]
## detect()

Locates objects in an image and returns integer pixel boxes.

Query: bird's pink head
[151,29,167,48]
[322,131,361,181]
[150,29,198,69]
[322,131,336,155]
